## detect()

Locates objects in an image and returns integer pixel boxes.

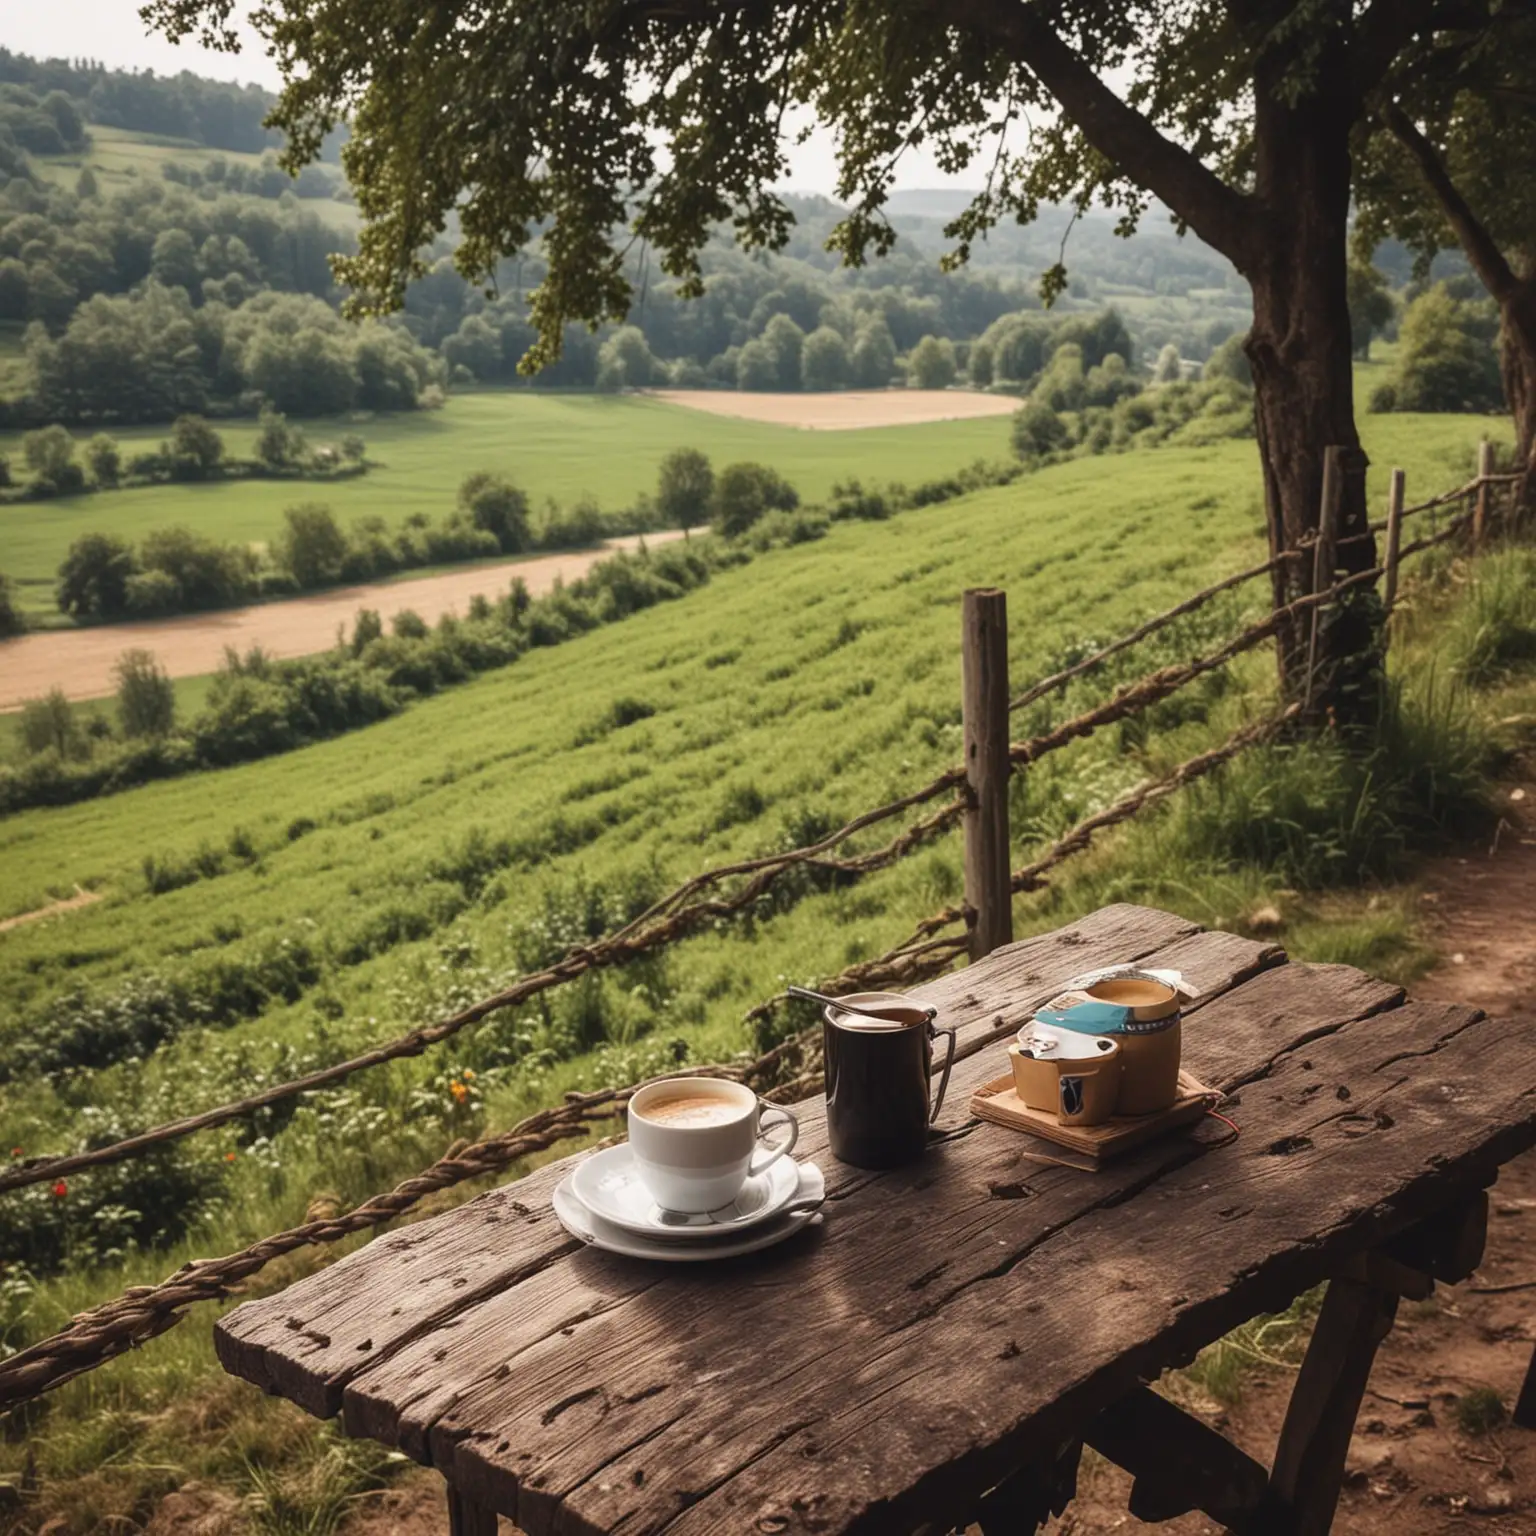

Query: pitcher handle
[928,1020,957,1124]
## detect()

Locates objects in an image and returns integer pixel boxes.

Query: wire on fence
[0,783,965,1196]
[0,704,1298,1415]
[1008,468,1510,716]
[0,499,1476,1197]
[0,482,1486,1411]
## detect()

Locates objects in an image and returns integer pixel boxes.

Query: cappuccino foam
[640,1092,741,1128]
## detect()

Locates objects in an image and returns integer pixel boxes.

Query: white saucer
[553,1161,825,1262]
[570,1142,803,1238]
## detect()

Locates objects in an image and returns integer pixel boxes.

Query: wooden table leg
[446,1480,499,1536]
[1253,1276,1399,1536]
[1515,1341,1536,1430]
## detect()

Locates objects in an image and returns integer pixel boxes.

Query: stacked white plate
[552,1144,826,1261]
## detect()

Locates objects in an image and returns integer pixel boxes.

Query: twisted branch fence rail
[0,706,1298,1412]
[0,460,1513,1411]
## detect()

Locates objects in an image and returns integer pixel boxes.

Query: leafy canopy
[142,0,1316,371]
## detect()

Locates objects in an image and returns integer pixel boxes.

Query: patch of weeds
[1180,1288,1322,1406]
[1452,1386,1507,1436]
[287,816,318,841]
[574,696,656,745]
[715,782,767,831]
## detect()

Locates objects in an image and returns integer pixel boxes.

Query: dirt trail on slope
[1053,773,1536,1536]
[0,532,684,710]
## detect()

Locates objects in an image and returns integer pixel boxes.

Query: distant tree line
[3,448,1029,811]
[0,48,341,158]
[2,410,367,500]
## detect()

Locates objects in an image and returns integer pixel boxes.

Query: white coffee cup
[627,1077,799,1213]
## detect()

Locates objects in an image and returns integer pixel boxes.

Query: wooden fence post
[1473,439,1495,549]
[1304,446,1344,709]
[962,588,1013,961]
[1382,467,1406,615]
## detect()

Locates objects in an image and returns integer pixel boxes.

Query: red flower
[52,1180,68,1198]
[224,1151,237,1162]
[9,1147,20,1158]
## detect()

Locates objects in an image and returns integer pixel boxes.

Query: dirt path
[0,885,101,933]
[646,387,1020,430]
[0,533,683,710]
[1053,772,1536,1536]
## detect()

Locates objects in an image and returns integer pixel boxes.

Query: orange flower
[224,1151,238,1162]
[449,1081,469,1103]
[52,1180,67,1198]
[9,1147,20,1158]
[462,1069,476,1081]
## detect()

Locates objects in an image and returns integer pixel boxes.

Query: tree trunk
[1500,273,1536,529]
[1244,37,1381,728]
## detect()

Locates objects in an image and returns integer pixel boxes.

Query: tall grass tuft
[1157,673,1494,889]
[1440,548,1536,687]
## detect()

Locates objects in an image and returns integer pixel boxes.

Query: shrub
[713,462,799,536]
[341,433,367,463]
[1386,285,1502,413]
[0,572,22,637]
[167,414,226,479]
[828,479,892,521]
[278,502,348,588]
[907,334,957,390]
[540,496,607,549]
[18,688,82,759]
[22,425,84,495]
[115,649,176,739]
[392,608,429,640]
[85,433,121,487]
[1012,400,1070,460]
[124,569,180,616]
[255,405,307,470]
[656,448,714,535]
[140,526,258,610]
[56,531,136,617]
[458,472,532,552]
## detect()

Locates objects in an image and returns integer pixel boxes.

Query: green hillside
[0,409,1519,1531]
[0,408,1497,1066]
[0,393,1012,609]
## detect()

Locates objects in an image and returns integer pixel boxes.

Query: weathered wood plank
[341,926,1280,1463]
[436,1006,1536,1536]
[401,969,1394,1521]
[218,904,1208,1418]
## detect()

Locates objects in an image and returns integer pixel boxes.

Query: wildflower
[52,1180,67,1198]
[462,1069,476,1081]
[224,1151,238,1162]
[9,1147,20,1158]
[449,1081,469,1104]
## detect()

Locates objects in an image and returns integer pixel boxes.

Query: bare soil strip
[0,533,684,710]
[0,886,102,934]
[645,387,1020,430]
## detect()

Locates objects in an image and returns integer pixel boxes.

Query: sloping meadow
[0,413,1501,1288]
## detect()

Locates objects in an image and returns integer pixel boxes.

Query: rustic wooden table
[215,904,1536,1536]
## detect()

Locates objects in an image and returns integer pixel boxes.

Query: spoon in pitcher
[786,984,936,1024]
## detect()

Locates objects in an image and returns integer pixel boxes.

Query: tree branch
[946,0,1258,270]
[1383,100,1519,302]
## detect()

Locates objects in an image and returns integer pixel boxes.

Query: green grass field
[0,403,1521,1531]
[0,393,1015,614]
[32,124,360,230]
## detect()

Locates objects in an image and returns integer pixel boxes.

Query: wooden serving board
[969,1068,1220,1165]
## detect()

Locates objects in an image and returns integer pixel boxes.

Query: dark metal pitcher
[821,991,957,1169]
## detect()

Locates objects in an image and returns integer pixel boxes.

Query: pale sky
[4,2,984,196]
